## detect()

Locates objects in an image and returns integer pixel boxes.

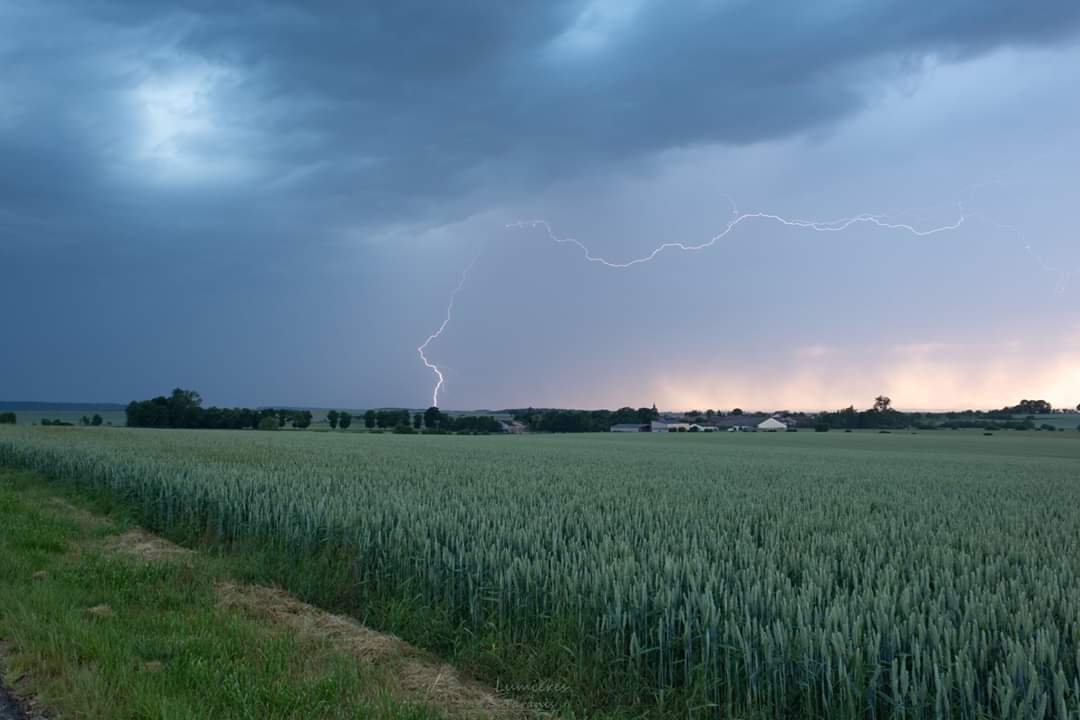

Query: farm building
[651,420,690,432]
[688,424,720,432]
[757,417,787,432]
[499,420,527,433]
[611,423,648,432]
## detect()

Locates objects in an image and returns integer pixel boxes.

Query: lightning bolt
[507,198,967,269]
[417,257,478,408]
[967,211,1079,295]
[421,194,1073,407]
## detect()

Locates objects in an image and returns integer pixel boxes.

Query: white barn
[757,417,787,432]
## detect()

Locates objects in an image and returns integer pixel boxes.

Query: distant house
[651,420,690,432]
[499,420,526,433]
[611,423,648,433]
[757,417,787,432]
[688,423,720,432]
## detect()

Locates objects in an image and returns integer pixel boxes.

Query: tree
[293,410,312,429]
[424,406,444,429]
[257,416,278,431]
[327,410,339,429]
[413,412,422,429]
[731,408,743,416]
[91,414,103,426]
[705,409,716,421]
[167,388,203,428]
[364,410,376,429]
[873,396,892,413]
[0,412,15,425]
[339,412,352,430]
[80,415,91,426]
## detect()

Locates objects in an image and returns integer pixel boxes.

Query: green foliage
[364,410,376,429]
[257,417,279,431]
[2,429,1080,719]
[327,410,339,429]
[0,412,15,425]
[125,388,313,430]
[375,409,411,429]
[338,413,352,430]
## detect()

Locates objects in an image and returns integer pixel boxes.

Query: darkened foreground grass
[2,427,1080,719]
[0,467,445,720]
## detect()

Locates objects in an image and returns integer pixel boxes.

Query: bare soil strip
[103,520,529,719]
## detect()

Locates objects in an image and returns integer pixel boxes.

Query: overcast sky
[3,1,1079,411]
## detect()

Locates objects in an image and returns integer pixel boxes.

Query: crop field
[6,409,128,427]
[1,426,1078,719]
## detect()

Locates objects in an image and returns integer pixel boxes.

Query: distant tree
[167,388,203,428]
[91,414,103,426]
[364,410,376,429]
[257,416,278,431]
[0,412,15,425]
[80,416,91,426]
[339,412,352,430]
[705,409,716,421]
[293,410,312,429]
[424,406,444,429]
[327,410,339,429]
[635,406,657,424]
[731,408,744,416]
[1009,399,1052,415]
[873,396,892,413]
[413,412,423,429]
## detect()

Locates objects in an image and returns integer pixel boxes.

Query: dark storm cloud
[4,0,1080,243]
[3,0,1080,408]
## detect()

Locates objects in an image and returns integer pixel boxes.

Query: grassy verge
[0,467,444,720]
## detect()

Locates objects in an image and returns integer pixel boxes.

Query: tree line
[0,412,16,424]
[508,406,660,433]
[349,407,503,434]
[125,389,312,430]
[813,396,1078,432]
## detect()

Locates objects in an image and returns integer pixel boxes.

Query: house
[688,424,720,432]
[757,417,787,432]
[498,420,526,433]
[611,423,648,432]
[651,420,690,432]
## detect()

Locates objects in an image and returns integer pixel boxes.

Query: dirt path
[105,527,530,719]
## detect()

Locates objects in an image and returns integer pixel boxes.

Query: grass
[0,467,445,720]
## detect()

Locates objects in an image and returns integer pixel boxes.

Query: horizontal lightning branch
[507,203,967,269]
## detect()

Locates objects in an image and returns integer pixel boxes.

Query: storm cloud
[3,1,1080,409]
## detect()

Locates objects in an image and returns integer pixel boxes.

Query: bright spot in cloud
[132,61,250,183]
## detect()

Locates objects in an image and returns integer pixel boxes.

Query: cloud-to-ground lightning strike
[419,196,1073,407]
[418,257,478,408]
